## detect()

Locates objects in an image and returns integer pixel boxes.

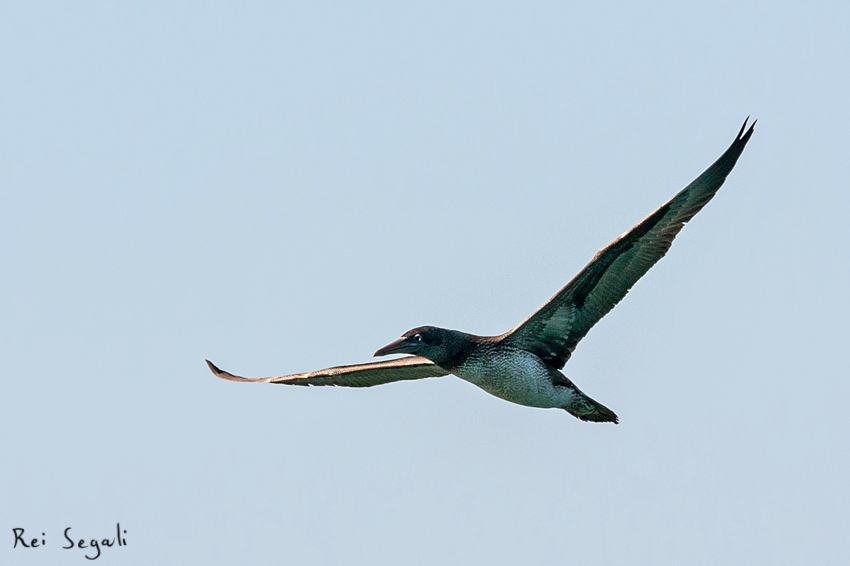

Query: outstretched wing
[502,119,756,369]
[206,356,449,387]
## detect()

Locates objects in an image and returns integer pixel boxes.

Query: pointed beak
[374,337,412,357]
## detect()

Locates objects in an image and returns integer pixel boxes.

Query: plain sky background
[2,2,848,564]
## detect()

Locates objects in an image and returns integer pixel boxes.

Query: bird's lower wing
[206,356,450,387]
[503,119,755,369]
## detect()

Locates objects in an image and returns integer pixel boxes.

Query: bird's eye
[414,334,423,342]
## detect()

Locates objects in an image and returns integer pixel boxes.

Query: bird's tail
[564,394,619,424]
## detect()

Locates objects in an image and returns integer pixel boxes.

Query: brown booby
[207,119,755,423]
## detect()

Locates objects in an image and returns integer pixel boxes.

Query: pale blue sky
[2,2,848,564]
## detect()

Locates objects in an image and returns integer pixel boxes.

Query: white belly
[453,349,575,408]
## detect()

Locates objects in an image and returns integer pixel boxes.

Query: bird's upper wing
[501,119,756,369]
[206,356,449,387]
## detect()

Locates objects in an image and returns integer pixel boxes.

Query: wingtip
[205,358,248,382]
[205,359,222,375]
[739,116,749,136]
[205,359,277,382]
[738,116,756,143]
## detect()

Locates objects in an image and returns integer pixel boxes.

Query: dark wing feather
[502,119,755,369]
[206,356,449,387]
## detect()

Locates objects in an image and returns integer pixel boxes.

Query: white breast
[453,348,575,409]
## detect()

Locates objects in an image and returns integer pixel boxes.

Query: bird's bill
[374,337,414,357]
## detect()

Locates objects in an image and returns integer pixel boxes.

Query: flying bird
[207,119,755,423]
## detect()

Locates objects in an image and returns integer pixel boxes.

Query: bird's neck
[432,330,484,371]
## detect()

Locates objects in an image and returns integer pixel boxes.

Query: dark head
[374,326,471,369]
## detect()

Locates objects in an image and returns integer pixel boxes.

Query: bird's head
[374,326,457,366]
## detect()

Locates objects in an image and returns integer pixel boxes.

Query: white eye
[414,334,423,342]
